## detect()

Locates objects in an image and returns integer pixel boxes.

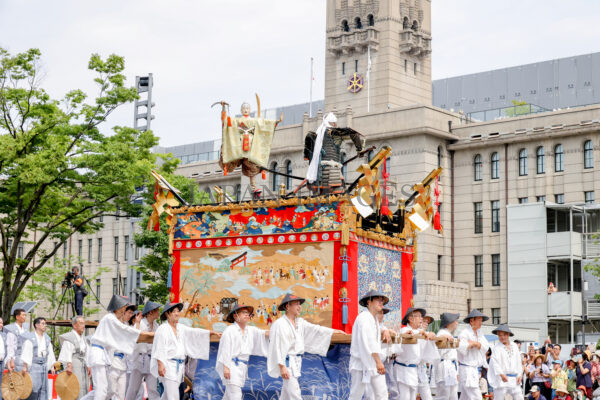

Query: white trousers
[397,381,418,400]
[385,362,400,400]
[494,385,524,400]
[223,384,243,400]
[279,376,302,400]
[158,377,180,400]
[460,386,482,400]
[436,383,458,400]
[126,370,160,400]
[349,370,388,400]
[108,368,127,400]
[417,383,432,400]
[91,366,109,400]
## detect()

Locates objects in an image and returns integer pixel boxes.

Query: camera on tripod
[62,269,77,288]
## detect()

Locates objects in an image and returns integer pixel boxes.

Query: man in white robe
[267,293,347,400]
[126,301,161,400]
[488,324,524,400]
[5,307,29,373]
[417,314,436,400]
[457,309,490,400]
[434,312,460,400]
[87,295,149,400]
[349,290,393,400]
[151,302,220,400]
[393,307,439,400]
[21,317,56,400]
[108,305,139,400]
[58,315,90,399]
[216,304,269,399]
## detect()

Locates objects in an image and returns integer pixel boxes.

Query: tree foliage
[0,47,158,321]
[133,156,207,304]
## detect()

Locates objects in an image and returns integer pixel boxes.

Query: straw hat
[55,371,80,400]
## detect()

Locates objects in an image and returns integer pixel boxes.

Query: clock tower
[324,0,432,115]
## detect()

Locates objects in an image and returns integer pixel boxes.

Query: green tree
[134,157,207,304]
[0,48,158,321]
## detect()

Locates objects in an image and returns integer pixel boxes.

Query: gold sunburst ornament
[346,73,364,93]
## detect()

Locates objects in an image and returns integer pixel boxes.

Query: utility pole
[134,74,155,131]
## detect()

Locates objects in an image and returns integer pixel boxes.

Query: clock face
[347,73,364,93]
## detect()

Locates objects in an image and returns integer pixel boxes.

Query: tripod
[53,284,76,320]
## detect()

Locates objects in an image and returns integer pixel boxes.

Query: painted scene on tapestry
[179,242,334,331]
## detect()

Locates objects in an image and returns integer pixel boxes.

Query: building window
[88,239,92,263]
[413,62,417,75]
[411,20,419,31]
[271,162,279,191]
[584,140,594,169]
[113,236,119,261]
[124,235,129,261]
[99,215,103,223]
[354,17,362,29]
[474,255,483,287]
[17,242,23,259]
[437,255,442,280]
[78,240,83,260]
[341,20,349,32]
[403,17,409,30]
[97,238,103,263]
[285,160,293,190]
[492,254,500,286]
[404,59,407,72]
[473,154,482,181]
[367,14,374,26]
[355,60,358,73]
[342,62,345,75]
[474,202,483,234]
[96,279,101,304]
[112,278,117,295]
[536,146,545,174]
[63,241,68,259]
[519,148,528,176]
[492,308,501,325]
[437,146,442,168]
[555,194,564,204]
[518,197,528,204]
[235,184,241,201]
[554,144,564,172]
[585,191,595,205]
[491,200,500,232]
[123,278,127,295]
[135,245,140,261]
[490,152,499,179]
[537,195,546,202]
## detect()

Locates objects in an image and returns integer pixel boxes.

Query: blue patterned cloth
[194,343,352,400]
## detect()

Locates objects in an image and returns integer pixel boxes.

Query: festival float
[147,99,442,399]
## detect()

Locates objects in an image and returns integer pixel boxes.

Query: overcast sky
[1,1,599,147]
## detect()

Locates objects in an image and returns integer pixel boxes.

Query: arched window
[437,146,443,168]
[341,152,347,180]
[367,14,374,26]
[271,162,279,191]
[554,144,564,172]
[584,140,594,169]
[490,152,499,179]
[355,17,362,29]
[402,17,409,30]
[341,20,349,32]
[473,154,482,181]
[536,146,545,174]
[285,160,293,190]
[411,20,419,31]
[519,149,528,176]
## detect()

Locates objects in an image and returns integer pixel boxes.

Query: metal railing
[467,103,550,122]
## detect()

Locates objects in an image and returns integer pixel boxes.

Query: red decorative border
[174,231,342,250]
[171,250,181,303]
